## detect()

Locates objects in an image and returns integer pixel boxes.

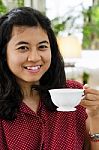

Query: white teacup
[49,88,84,111]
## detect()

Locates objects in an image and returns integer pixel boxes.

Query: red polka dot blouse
[0,80,87,150]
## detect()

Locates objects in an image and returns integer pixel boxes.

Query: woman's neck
[17,79,40,112]
[23,89,40,113]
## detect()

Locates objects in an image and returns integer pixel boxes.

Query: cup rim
[49,88,84,93]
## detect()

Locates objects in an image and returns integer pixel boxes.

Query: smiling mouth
[24,65,41,72]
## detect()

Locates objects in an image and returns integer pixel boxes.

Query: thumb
[83,84,90,89]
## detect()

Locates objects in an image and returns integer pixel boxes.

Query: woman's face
[6,26,51,85]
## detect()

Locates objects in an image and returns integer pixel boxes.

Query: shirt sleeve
[66,80,83,89]
[0,119,8,150]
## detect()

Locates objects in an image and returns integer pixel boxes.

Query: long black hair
[0,7,66,120]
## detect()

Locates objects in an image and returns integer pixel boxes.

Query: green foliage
[82,72,90,84]
[17,0,24,7]
[0,0,8,15]
[51,3,99,49]
[51,13,79,36]
[82,5,99,49]
[0,0,24,16]
[51,17,66,35]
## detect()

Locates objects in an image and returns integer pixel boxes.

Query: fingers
[83,84,99,95]
[83,93,99,101]
[81,85,99,116]
[83,84,89,89]
[80,85,99,109]
[80,98,99,106]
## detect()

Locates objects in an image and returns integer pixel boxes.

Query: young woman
[0,7,99,150]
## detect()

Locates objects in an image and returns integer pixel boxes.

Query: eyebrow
[16,40,49,46]
[16,41,29,46]
[38,41,49,44]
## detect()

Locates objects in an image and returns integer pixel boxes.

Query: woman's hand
[80,84,99,118]
[80,85,99,150]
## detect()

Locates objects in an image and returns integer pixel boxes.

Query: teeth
[26,66,40,70]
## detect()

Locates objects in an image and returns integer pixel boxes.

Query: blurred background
[0,0,99,88]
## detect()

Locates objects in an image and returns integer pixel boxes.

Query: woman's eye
[39,45,48,50]
[17,46,29,52]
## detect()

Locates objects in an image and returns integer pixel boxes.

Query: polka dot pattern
[0,80,87,150]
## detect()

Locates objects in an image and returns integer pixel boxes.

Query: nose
[28,48,41,62]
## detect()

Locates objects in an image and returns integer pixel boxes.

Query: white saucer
[57,107,76,112]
